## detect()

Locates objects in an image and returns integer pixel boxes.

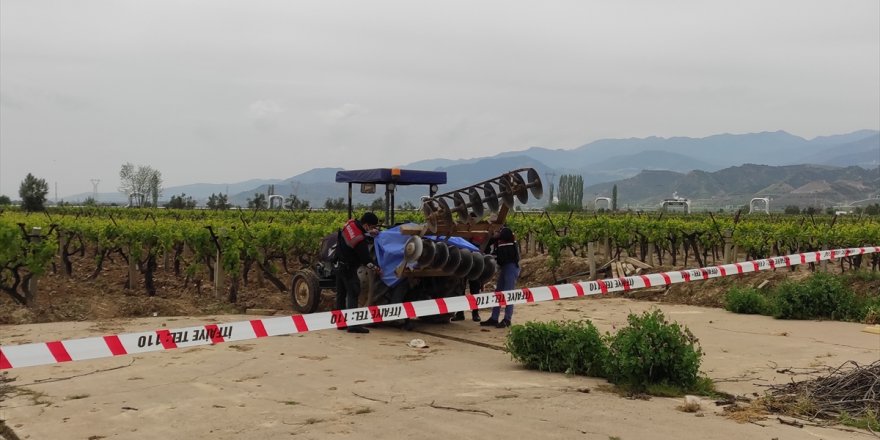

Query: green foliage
[604,310,703,392]
[612,184,618,211]
[0,195,11,205]
[324,197,345,210]
[119,163,162,208]
[556,174,584,209]
[285,194,310,210]
[839,410,880,432]
[247,193,268,209]
[507,311,707,395]
[863,304,880,325]
[772,273,859,320]
[783,205,801,215]
[369,197,385,212]
[506,320,608,376]
[842,269,880,283]
[18,173,49,212]
[164,193,197,209]
[206,193,230,210]
[724,287,771,315]
[724,272,880,323]
[398,200,417,210]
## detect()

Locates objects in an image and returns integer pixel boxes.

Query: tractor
[289,167,542,319]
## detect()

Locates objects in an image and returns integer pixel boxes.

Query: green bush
[724,287,771,315]
[506,320,608,376]
[604,310,703,392]
[842,269,880,283]
[772,273,859,320]
[857,298,880,324]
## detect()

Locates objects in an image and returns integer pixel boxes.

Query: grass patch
[507,310,712,397]
[605,310,703,392]
[840,411,880,431]
[842,269,880,283]
[506,320,607,376]
[723,272,880,323]
[772,273,859,320]
[724,287,771,315]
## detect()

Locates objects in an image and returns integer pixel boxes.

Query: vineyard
[1,207,879,314]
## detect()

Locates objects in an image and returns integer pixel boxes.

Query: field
[1,207,879,439]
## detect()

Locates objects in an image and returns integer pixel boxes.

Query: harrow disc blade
[421,200,439,233]
[479,255,498,283]
[435,197,454,228]
[416,240,436,266]
[403,236,423,263]
[442,245,462,274]
[527,168,543,199]
[482,183,500,213]
[509,172,529,204]
[454,248,474,278]
[451,192,470,224]
[497,178,515,208]
[467,188,485,219]
[430,241,449,269]
[466,250,485,281]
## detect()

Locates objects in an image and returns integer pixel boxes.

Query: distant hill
[61,129,880,208]
[587,150,718,173]
[284,167,344,184]
[481,130,878,169]
[213,130,880,208]
[230,155,556,208]
[802,134,880,168]
[584,164,879,209]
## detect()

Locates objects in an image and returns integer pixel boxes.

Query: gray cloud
[0,0,877,197]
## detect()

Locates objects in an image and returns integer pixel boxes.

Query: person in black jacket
[480,225,520,328]
[335,212,381,334]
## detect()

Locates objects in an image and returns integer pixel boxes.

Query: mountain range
[71,130,880,210]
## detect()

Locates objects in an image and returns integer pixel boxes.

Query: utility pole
[91,179,100,202]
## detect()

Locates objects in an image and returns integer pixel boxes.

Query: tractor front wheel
[291,270,321,314]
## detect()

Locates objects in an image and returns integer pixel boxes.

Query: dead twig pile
[763,360,879,426]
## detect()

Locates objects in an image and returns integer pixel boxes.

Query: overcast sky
[1,0,878,198]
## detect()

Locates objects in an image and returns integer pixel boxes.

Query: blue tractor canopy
[335,168,447,225]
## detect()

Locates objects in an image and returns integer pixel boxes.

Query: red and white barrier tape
[1,246,877,370]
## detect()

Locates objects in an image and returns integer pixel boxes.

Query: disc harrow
[420,168,543,233]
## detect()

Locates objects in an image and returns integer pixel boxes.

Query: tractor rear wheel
[291,270,321,314]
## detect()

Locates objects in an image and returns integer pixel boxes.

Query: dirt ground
[2,297,879,440]
[2,254,879,439]
[5,253,875,325]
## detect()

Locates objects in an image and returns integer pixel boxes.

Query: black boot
[471,311,481,322]
[451,311,465,321]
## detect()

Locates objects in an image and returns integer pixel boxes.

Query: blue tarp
[375,224,479,287]
[335,168,447,185]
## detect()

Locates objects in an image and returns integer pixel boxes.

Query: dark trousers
[334,266,361,310]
